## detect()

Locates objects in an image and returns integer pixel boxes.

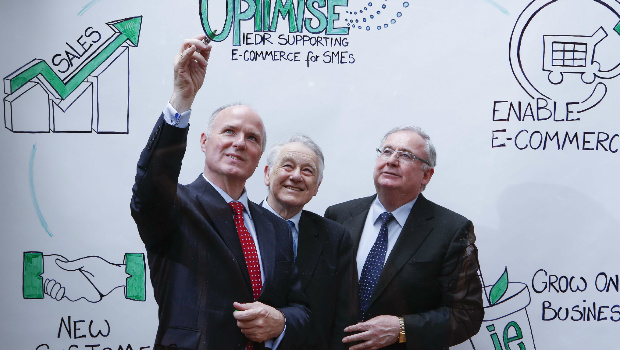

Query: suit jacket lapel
[336,196,375,321]
[369,194,435,307]
[190,176,252,293]
[342,196,376,254]
[296,211,323,289]
[248,201,276,298]
[339,195,376,293]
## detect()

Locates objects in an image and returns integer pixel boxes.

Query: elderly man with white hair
[262,134,354,350]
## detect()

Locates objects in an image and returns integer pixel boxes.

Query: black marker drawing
[468,268,537,350]
[23,252,146,303]
[509,0,620,114]
[543,27,608,85]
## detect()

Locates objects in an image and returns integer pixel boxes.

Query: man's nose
[232,134,247,149]
[385,152,400,165]
[289,168,302,180]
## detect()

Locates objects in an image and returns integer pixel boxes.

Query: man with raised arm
[325,126,484,350]
[130,35,310,350]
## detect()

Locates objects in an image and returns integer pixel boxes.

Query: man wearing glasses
[325,126,484,350]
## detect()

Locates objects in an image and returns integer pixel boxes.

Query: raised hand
[169,34,213,113]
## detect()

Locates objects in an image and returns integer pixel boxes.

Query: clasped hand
[342,315,400,350]
[233,301,285,343]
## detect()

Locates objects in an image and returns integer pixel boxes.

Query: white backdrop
[1,0,618,349]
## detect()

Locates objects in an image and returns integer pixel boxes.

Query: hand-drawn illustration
[78,0,102,16]
[3,16,142,134]
[23,252,146,302]
[468,268,537,350]
[29,144,53,237]
[200,0,349,46]
[343,0,410,31]
[482,0,510,16]
[510,0,620,114]
[543,27,608,85]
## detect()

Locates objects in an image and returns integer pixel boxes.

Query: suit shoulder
[427,199,469,223]
[324,195,375,218]
[302,210,346,234]
[301,210,352,250]
[249,201,286,225]
[421,196,472,233]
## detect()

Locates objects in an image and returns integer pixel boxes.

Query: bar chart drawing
[3,16,142,134]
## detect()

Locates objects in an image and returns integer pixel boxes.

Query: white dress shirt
[163,102,191,127]
[356,196,417,279]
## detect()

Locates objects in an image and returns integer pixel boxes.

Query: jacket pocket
[159,327,201,350]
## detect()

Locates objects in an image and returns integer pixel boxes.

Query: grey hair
[266,134,325,183]
[381,125,437,169]
[205,102,267,150]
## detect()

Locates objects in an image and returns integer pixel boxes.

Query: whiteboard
[1,0,618,349]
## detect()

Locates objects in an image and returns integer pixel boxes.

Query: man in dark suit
[130,35,310,350]
[261,135,353,349]
[324,126,484,350]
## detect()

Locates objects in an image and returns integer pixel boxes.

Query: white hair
[266,134,325,183]
[381,125,436,169]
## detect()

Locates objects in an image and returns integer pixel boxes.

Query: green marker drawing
[125,253,146,301]
[489,267,509,305]
[7,16,142,99]
[23,252,146,301]
[23,252,44,299]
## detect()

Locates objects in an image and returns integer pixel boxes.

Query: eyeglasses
[376,147,431,166]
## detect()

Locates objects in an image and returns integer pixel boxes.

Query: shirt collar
[371,196,417,227]
[203,174,252,219]
[261,197,302,229]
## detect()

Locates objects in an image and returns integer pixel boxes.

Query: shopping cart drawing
[543,27,607,84]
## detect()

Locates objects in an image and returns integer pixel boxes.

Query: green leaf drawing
[489,268,509,305]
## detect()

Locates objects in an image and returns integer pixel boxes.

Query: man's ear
[313,181,322,196]
[200,132,208,153]
[264,165,271,186]
[422,168,434,186]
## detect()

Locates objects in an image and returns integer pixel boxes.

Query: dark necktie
[358,211,393,319]
[286,220,298,261]
[229,201,262,300]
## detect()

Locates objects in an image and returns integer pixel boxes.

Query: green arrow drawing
[615,20,620,36]
[8,16,142,99]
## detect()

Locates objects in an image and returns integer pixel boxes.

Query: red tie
[229,201,262,300]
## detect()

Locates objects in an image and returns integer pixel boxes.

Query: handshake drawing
[23,252,146,303]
